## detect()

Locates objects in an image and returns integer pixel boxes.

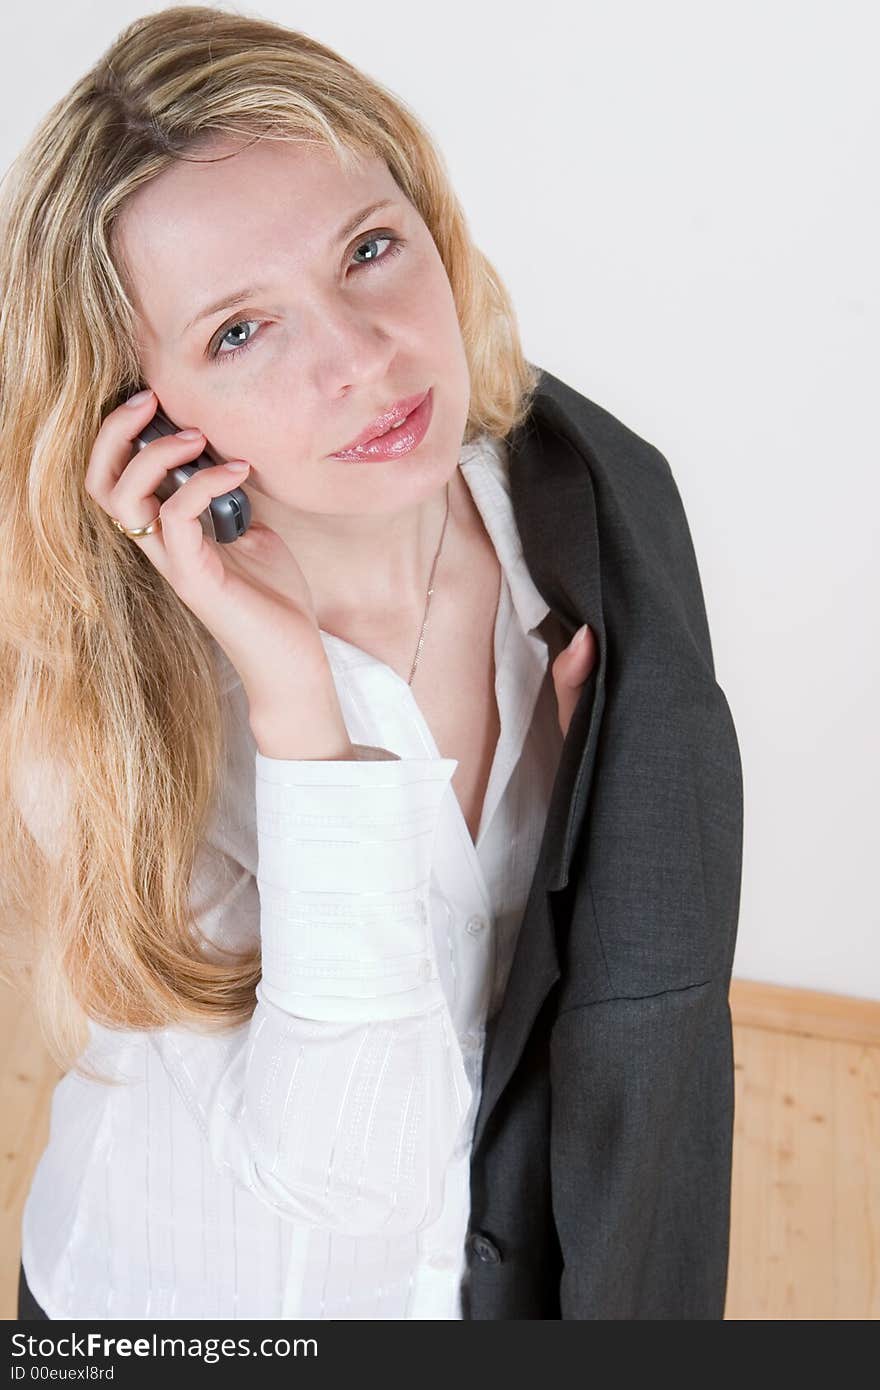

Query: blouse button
[466,914,488,935]
[419,959,434,981]
[427,1251,456,1271]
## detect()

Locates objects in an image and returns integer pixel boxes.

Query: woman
[2,6,742,1321]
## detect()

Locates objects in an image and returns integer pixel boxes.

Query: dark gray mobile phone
[132,402,252,544]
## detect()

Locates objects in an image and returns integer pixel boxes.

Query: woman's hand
[551,623,598,738]
[85,389,341,741]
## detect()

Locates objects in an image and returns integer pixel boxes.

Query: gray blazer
[463,367,744,1319]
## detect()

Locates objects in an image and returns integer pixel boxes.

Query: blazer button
[468,1231,502,1264]
[466,914,488,935]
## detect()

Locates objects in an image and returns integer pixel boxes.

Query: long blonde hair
[0,4,541,1083]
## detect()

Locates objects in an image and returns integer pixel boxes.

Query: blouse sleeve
[150,749,475,1238]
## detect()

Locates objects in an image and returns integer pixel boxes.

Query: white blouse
[20,432,568,1320]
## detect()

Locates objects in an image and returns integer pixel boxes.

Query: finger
[552,625,597,687]
[552,624,597,737]
[86,389,200,560]
[85,387,163,499]
[107,429,210,535]
[158,459,250,587]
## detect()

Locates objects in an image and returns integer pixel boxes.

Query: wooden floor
[2,976,878,1320]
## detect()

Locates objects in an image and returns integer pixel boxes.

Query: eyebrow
[180,198,397,337]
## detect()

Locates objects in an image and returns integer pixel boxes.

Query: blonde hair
[0,4,541,1083]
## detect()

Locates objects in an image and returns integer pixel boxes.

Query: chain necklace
[407,479,451,686]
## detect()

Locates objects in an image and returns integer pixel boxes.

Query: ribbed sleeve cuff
[254,754,459,1021]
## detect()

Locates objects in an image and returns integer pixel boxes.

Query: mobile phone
[131,401,252,543]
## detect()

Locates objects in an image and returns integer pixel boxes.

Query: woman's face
[113,136,472,517]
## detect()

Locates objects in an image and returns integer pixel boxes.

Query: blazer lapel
[471,383,608,1154]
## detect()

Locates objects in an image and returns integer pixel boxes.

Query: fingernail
[176,427,203,439]
[572,623,589,646]
[125,387,154,407]
[224,460,249,472]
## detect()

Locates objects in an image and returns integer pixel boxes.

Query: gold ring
[110,514,162,539]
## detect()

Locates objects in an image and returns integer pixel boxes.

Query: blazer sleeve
[549,975,735,1319]
[545,439,743,1318]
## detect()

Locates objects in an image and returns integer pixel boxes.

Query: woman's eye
[209,232,406,365]
[350,232,403,269]
[210,318,263,363]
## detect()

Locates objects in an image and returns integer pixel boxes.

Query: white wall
[2,1,877,998]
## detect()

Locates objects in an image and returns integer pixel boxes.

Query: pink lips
[331,387,430,452]
[329,387,434,462]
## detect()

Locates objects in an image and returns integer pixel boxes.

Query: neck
[248,468,464,635]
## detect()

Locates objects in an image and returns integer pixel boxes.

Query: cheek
[176,392,288,469]
[399,255,460,341]
[218,407,289,458]
[146,385,206,434]
[202,343,294,423]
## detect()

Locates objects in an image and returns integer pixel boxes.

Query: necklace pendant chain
[407,479,450,687]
